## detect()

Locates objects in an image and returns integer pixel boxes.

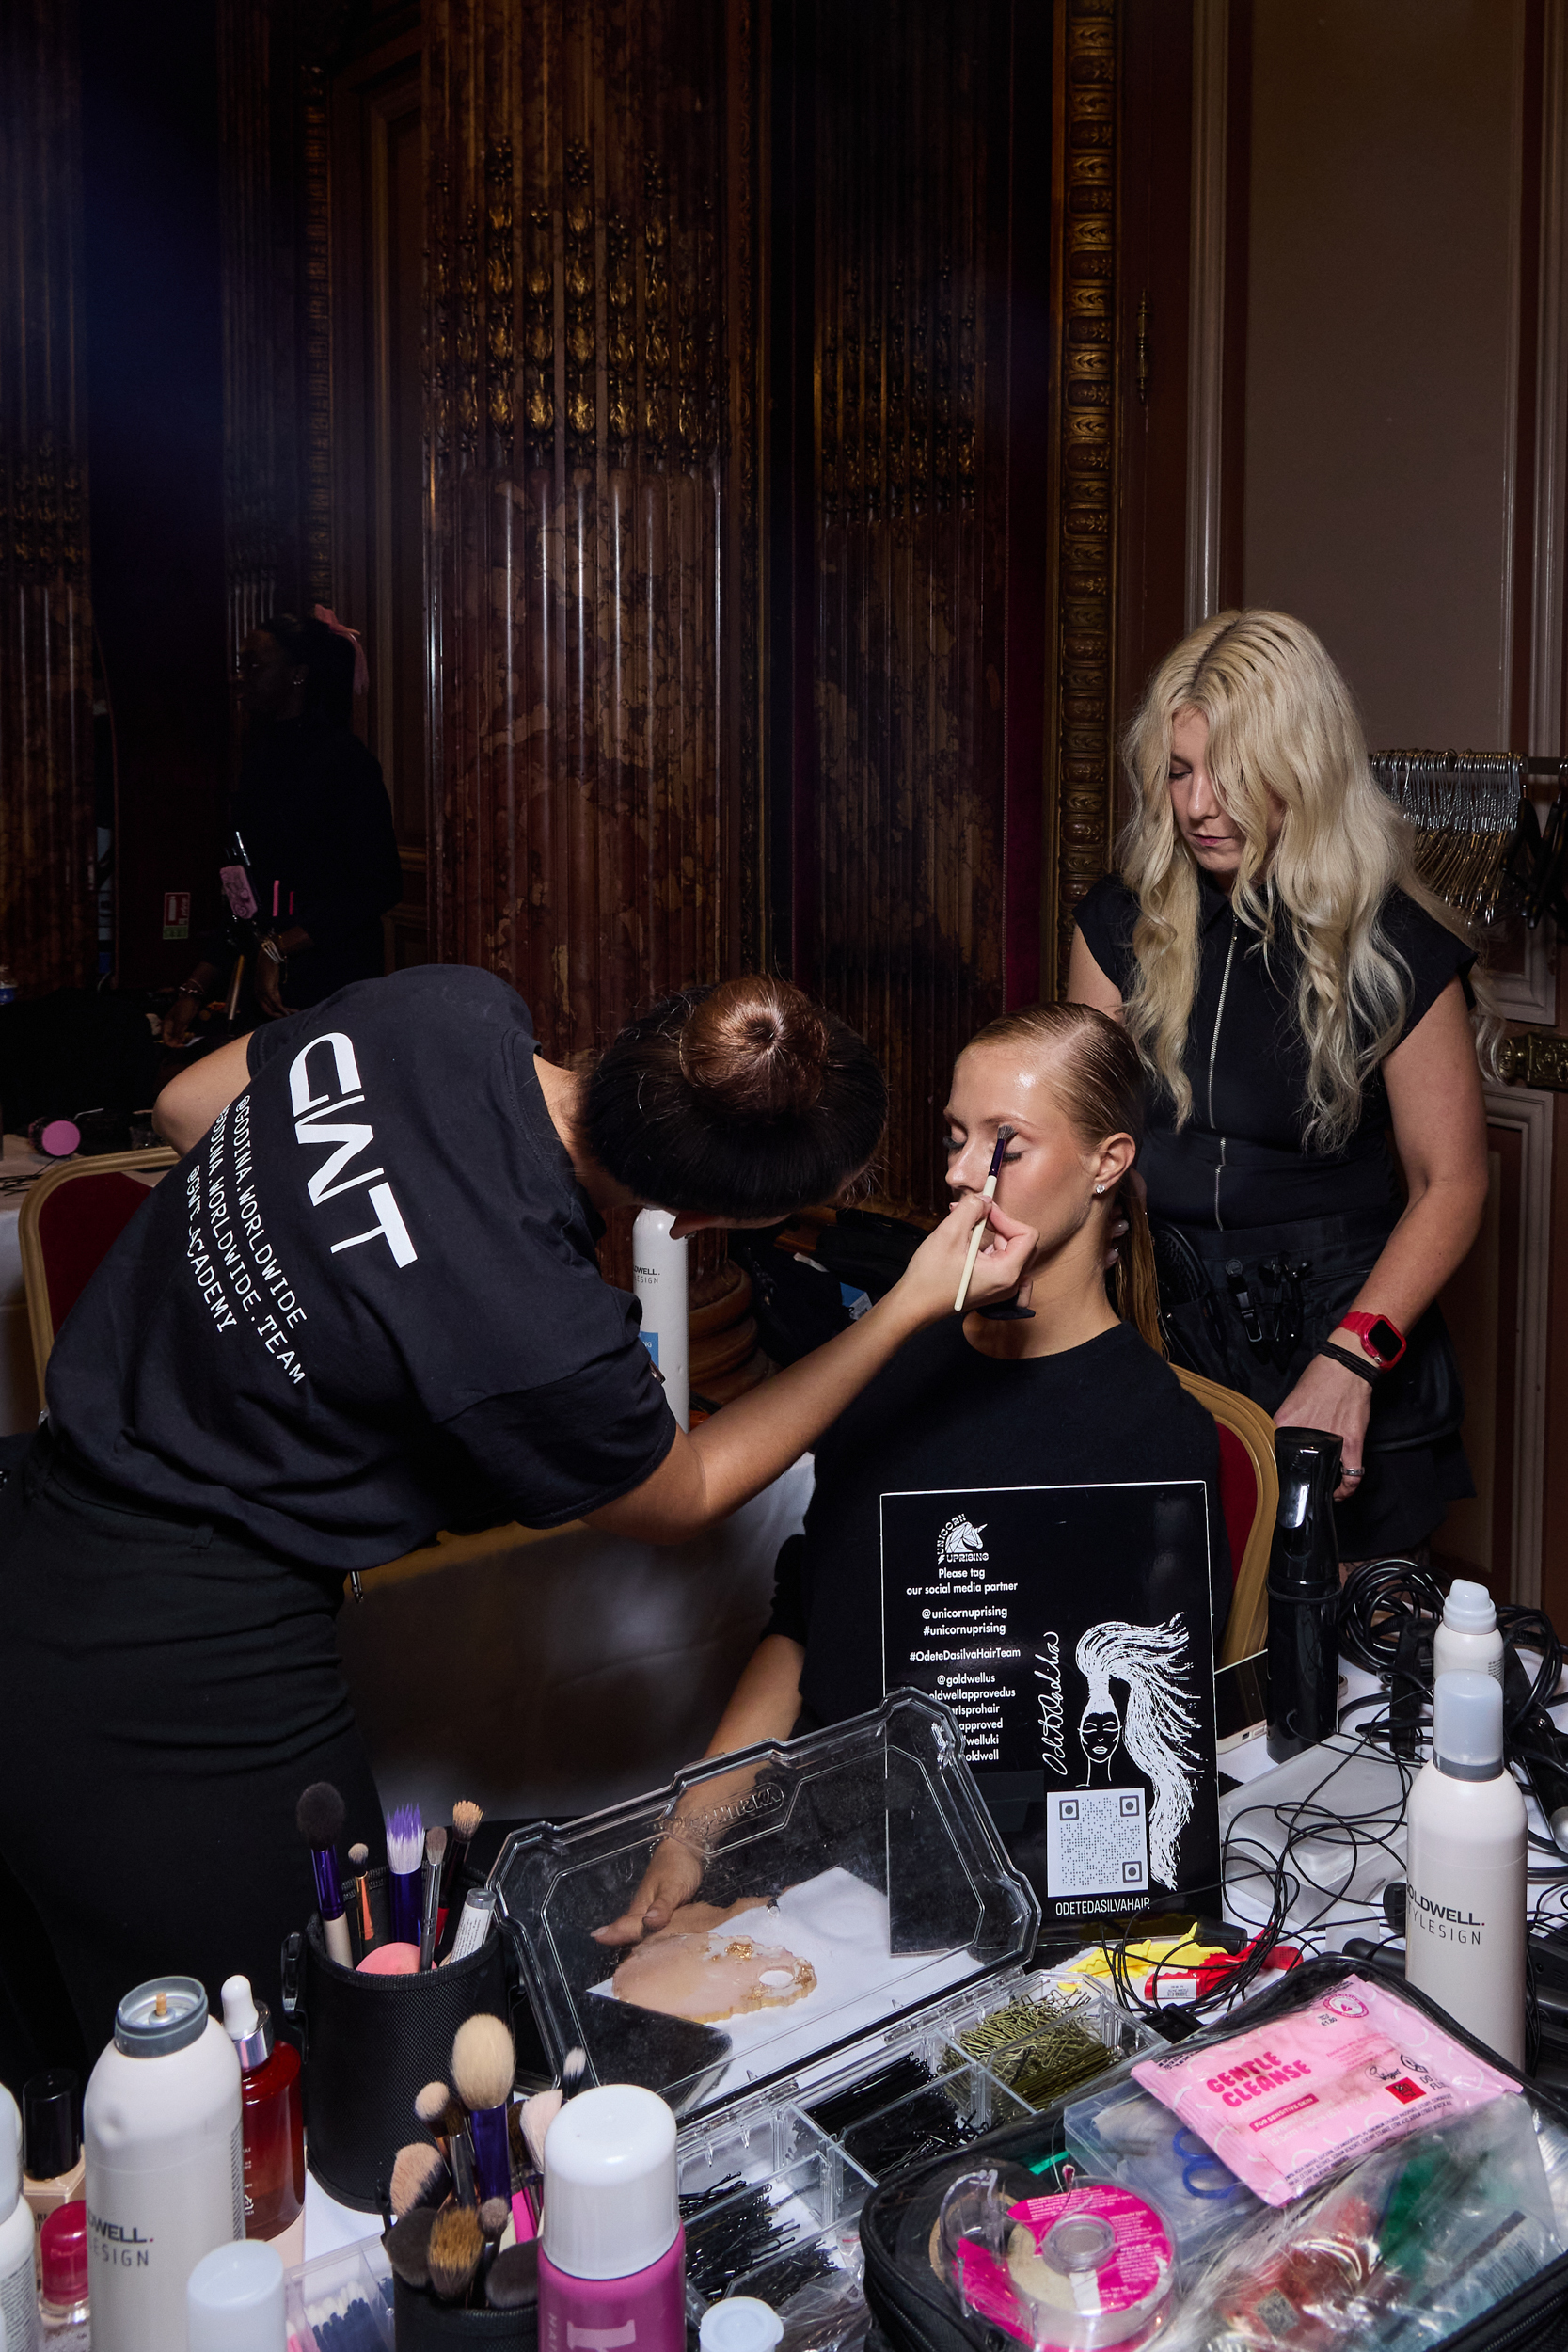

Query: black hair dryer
[1265,1425,1342,1763]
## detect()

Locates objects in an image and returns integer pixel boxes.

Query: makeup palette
[491,1692,1160,2316]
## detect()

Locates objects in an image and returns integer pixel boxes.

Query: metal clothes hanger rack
[1370,750,1568,930]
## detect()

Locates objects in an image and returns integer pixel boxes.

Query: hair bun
[680,977,830,1120]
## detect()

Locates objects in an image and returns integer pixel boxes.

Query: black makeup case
[490,1692,1160,2324]
[281,1863,514,2212]
[856,1955,1568,2352]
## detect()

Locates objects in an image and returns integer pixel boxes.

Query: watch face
[1368,1316,1402,1362]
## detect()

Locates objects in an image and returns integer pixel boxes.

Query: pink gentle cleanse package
[1131,1974,1517,2205]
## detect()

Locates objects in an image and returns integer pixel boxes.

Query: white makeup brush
[953,1124,1015,1312]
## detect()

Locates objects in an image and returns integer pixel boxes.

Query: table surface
[304,1650,1568,2257]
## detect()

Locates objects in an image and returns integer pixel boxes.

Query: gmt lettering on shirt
[182,1028,420,1389]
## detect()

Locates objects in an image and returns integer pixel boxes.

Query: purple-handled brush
[296,1782,353,1966]
[385,1801,425,1947]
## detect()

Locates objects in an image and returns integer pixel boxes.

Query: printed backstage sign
[879,1483,1222,1927]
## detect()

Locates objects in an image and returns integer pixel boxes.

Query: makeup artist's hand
[895,1196,1038,1322]
[1273,1347,1374,1502]
[591,1837,706,1947]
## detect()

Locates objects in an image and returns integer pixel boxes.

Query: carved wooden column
[425,0,765,1060]
[0,0,95,993]
[1046,0,1122,990]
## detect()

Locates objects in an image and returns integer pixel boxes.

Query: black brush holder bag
[393,2275,536,2349]
[280,1867,512,2212]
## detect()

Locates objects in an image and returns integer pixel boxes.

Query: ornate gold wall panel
[0,0,95,993]
[425,0,764,1059]
[1047,0,1121,990]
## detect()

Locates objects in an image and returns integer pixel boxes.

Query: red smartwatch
[1338,1310,1407,1368]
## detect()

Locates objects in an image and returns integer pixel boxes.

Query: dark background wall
[80,0,229,989]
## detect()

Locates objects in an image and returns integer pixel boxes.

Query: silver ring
[1343,1466,1365,1481]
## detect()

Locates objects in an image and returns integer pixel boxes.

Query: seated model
[598,1001,1230,1947]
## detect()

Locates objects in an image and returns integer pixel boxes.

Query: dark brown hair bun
[679,977,830,1119]
[585,978,887,1220]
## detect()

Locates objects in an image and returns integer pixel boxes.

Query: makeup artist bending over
[1069,610,1491,1555]
[0,973,1036,2083]
[598,1001,1228,1942]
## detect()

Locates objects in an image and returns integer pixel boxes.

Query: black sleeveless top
[1074,871,1475,1231]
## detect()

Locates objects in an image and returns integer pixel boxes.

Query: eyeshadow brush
[384,1802,424,1946]
[453,2012,517,2207]
[436,1798,483,1957]
[295,1782,354,1967]
[953,1124,1017,1313]
[419,1826,448,1970]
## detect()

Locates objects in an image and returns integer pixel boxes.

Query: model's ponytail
[1112,1176,1164,1357]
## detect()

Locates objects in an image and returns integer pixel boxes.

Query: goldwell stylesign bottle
[633,1210,689,1430]
[1404,1671,1526,2067]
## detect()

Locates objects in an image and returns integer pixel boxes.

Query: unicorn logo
[937,1513,990,1565]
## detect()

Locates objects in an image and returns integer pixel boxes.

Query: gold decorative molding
[1048,0,1121,993]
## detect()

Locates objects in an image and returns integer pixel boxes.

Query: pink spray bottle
[538,2083,686,2352]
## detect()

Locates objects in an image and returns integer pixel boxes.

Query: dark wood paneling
[423,0,765,1059]
[0,0,95,995]
[777,0,1052,1217]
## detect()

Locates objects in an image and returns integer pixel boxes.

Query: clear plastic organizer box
[492,1692,1160,2310]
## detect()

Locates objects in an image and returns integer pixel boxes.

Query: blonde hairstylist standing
[1069,611,1490,1556]
[0,971,1036,2085]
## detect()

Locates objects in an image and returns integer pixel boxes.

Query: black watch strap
[1320,1339,1381,1387]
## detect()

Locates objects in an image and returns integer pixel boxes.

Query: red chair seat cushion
[38,1172,158,1338]
[1213,1420,1259,1589]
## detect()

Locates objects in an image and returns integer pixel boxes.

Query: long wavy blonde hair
[1120,611,1482,1151]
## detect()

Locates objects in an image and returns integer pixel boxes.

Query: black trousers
[0,1432,384,2088]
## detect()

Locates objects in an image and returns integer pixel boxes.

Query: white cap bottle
[633,1210,690,1430]
[1431,1579,1504,1685]
[85,1976,243,2352]
[700,2300,784,2352]
[186,2240,285,2351]
[1404,1671,1526,2066]
[0,2087,40,2352]
[539,2085,686,2352]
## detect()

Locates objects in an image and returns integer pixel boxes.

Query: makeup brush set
[280,1786,514,2214]
[492,1693,1155,2321]
[379,2010,562,2342]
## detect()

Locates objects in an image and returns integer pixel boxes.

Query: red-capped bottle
[40,2200,90,2344]
[220,1974,304,2242]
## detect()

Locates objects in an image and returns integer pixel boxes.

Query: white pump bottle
[1404,1670,1526,2067]
[1431,1578,1504,1685]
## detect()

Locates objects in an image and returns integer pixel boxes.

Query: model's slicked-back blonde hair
[1119,610,1478,1151]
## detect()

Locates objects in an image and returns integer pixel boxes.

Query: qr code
[1045,1788,1148,1899]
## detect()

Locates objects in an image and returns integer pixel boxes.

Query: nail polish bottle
[22,2074,83,2281]
[39,2201,89,2345]
[220,1977,304,2246]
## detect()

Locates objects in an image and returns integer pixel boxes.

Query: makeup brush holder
[281,1866,512,2212]
[393,2274,535,2348]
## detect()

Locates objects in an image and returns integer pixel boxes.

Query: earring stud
[1094,1184,1104,1195]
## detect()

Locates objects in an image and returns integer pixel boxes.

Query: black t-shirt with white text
[47,969,676,1567]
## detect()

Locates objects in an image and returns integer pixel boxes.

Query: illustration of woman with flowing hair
[1075,1614,1203,1885]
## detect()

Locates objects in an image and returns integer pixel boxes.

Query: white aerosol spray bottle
[1431,1578,1505,1685]
[84,1977,242,2352]
[1404,1671,1526,2067]
[633,1208,689,1430]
